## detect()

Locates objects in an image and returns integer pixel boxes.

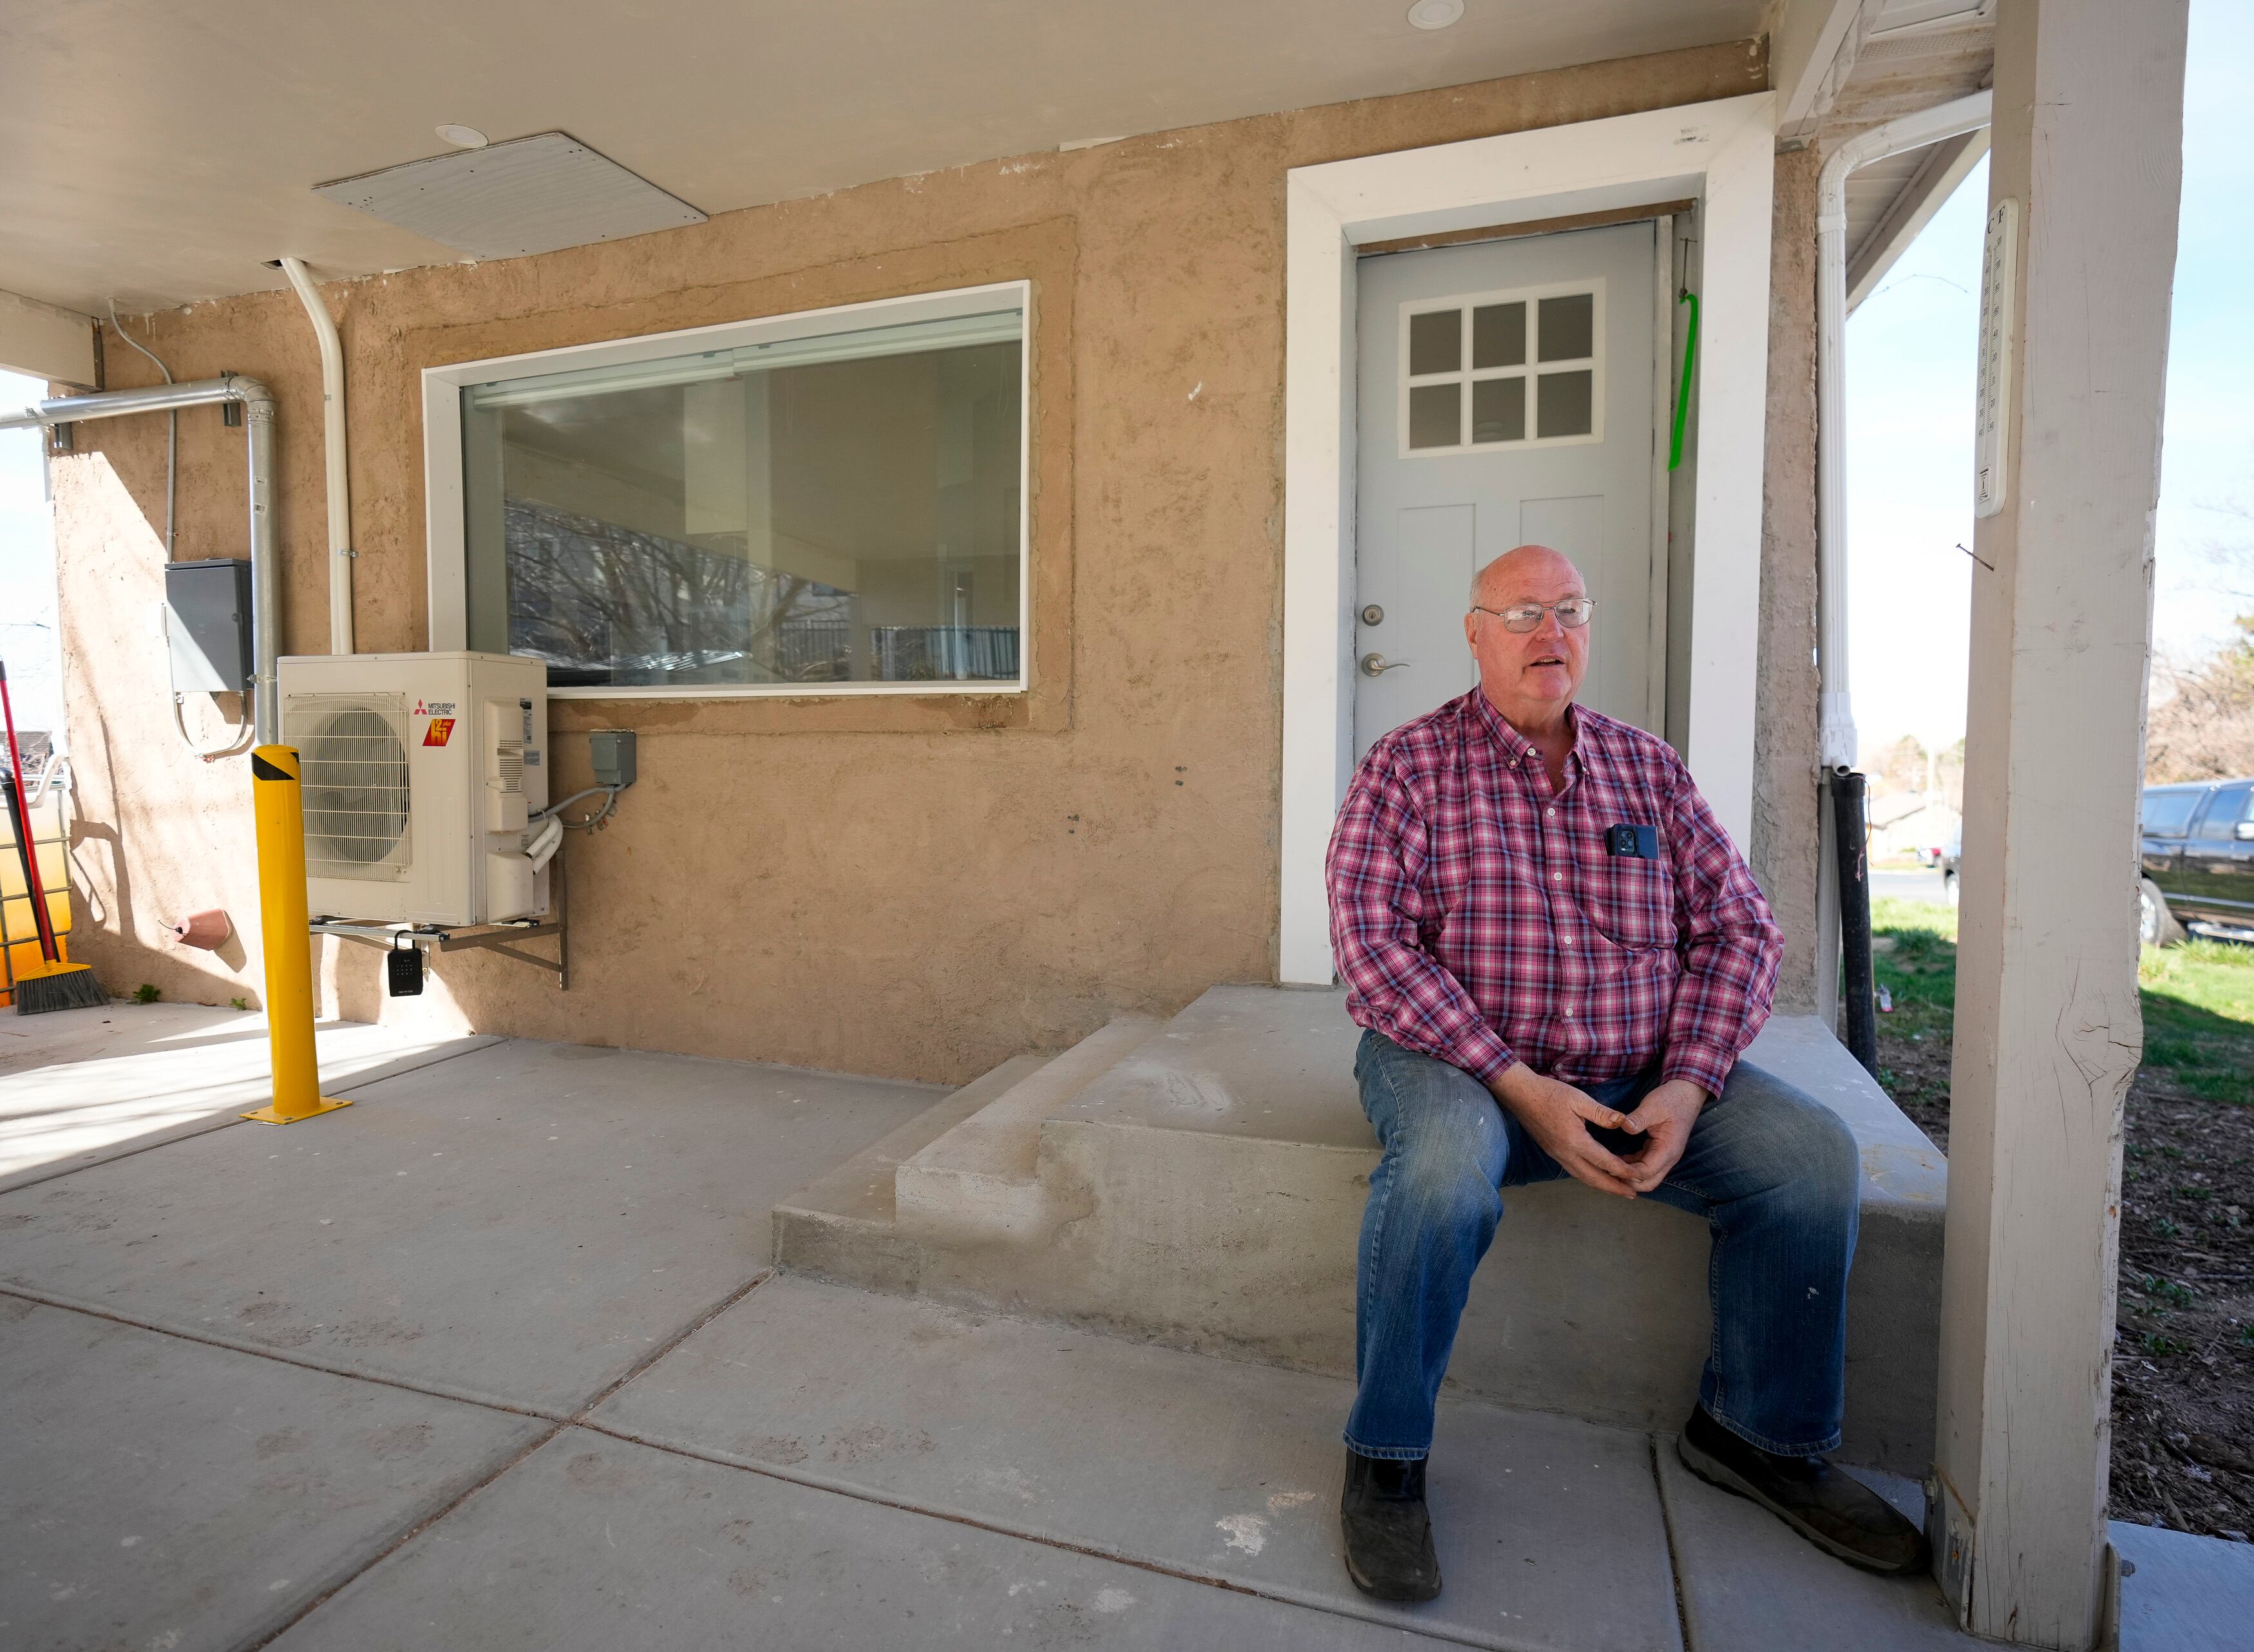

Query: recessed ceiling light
[1408,0,1464,29]
[436,124,489,149]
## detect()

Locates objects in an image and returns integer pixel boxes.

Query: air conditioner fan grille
[285,696,411,882]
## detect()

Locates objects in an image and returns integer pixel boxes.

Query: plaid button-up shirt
[1327,690,1782,1096]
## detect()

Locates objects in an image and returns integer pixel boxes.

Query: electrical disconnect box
[164,558,254,695]
[589,728,637,790]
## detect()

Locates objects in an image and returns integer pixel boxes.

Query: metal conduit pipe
[278,258,354,655]
[1,375,281,744]
[1815,88,1992,771]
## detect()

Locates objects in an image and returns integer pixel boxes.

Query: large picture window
[424,284,1028,696]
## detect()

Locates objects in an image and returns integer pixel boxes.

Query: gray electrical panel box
[164,558,254,695]
[589,728,637,790]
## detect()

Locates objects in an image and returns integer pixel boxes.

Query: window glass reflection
[462,311,1024,687]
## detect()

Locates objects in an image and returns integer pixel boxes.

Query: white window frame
[1280,93,1776,983]
[421,279,1034,700]
[1397,278,1608,457]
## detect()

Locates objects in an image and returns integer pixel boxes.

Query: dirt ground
[1877,967,2254,1541]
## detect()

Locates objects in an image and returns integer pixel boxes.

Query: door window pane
[1470,377,1526,444]
[1408,309,1461,376]
[1535,370,1594,439]
[460,307,1024,688]
[1537,292,1595,362]
[1408,383,1461,449]
[1472,302,1526,369]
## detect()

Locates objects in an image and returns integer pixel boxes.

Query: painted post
[242,746,351,1125]
[1930,1,2188,1644]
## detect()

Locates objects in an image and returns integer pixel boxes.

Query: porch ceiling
[1823,16,1996,307]
[0,0,1765,321]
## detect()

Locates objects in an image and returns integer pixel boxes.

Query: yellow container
[1,787,71,1009]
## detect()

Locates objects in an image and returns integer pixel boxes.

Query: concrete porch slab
[1653,1436,1973,1649]
[1657,1442,2254,1651]
[269,1427,1440,1651]
[0,1294,545,1652]
[0,1038,938,1415]
[2113,1521,2254,1651]
[594,1275,1684,1652]
[0,1000,501,1193]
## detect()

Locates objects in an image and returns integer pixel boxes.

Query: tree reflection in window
[503,498,854,686]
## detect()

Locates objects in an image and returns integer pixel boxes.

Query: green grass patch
[1867,897,2254,1105]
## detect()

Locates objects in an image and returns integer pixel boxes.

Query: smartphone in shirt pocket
[1587,822,1675,949]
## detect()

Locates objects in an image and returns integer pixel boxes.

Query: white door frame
[1278,92,1776,985]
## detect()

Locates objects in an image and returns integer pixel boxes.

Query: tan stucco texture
[52,41,1770,1083]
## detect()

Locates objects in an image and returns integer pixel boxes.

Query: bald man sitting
[1324,546,1924,1601]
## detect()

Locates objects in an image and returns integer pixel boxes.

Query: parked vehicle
[1938,828,1962,906]
[2139,778,2254,945]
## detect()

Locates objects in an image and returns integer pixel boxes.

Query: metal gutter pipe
[1,375,281,743]
[278,258,354,655]
[1815,88,1992,770]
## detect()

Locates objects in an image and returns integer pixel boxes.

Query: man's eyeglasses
[1470,596,1596,633]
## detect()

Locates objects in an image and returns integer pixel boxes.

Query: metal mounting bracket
[308,840,573,989]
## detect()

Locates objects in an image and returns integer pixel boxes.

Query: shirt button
[1562,935,1573,945]
[1547,808,1555,817]
[1563,1009,1573,1018]
[1553,872,1562,881]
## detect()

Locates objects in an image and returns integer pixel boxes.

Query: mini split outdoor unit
[276,651,550,926]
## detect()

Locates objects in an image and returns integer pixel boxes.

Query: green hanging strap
[1669,290,1700,472]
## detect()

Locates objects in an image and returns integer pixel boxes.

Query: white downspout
[1815,89,1992,771]
[278,257,355,655]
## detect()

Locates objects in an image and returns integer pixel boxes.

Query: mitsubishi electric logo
[413,697,459,746]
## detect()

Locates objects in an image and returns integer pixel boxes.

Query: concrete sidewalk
[3,1005,2248,1651]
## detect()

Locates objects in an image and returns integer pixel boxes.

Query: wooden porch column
[1931,1,2188,1646]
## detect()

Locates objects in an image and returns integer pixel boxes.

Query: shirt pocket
[1583,856,1676,951]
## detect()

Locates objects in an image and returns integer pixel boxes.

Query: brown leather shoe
[1340,1450,1442,1602]
[1676,1406,1929,1575]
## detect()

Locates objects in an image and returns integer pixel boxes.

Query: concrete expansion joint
[1648,1429,1701,1651]
[234,1266,782,1651]
[15,1268,1528,1647]
[0,1279,571,1425]
[562,1410,1519,1652]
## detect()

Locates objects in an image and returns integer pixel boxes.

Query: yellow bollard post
[242,746,351,1124]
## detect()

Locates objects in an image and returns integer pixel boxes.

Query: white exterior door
[1353,223,1661,758]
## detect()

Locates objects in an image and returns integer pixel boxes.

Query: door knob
[1360,652,1410,677]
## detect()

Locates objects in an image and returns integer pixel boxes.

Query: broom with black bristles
[2,660,105,1014]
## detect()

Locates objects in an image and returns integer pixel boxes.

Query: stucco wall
[1752,144,1824,1014]
[51,40,1772,1083]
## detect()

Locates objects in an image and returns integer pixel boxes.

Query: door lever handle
[1359,653,1411,677]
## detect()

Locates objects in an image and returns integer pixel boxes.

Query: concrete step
[772,1053,1053,1291]
[895,1016,1162,1243]
[772,987,1946,1476]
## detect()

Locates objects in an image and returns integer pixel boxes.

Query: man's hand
[1616,1078,1707,1193]
[1488,1064,1641,1199]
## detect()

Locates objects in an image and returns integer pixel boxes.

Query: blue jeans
[1344,1029,1861,1461]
